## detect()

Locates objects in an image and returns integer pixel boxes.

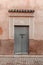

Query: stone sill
[0,55,43,58]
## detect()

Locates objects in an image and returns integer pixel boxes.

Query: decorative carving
[8,9,35,13]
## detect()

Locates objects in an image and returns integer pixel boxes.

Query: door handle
[20,34,25,38]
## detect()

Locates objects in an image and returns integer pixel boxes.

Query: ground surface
[0,55,43,65]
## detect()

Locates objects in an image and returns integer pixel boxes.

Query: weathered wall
[0,0,43,55]
[0,0,43,40]
[0,0,35,39]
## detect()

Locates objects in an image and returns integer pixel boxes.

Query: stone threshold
[0,55,43,58]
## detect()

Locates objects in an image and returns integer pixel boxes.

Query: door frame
[14,25,29,54]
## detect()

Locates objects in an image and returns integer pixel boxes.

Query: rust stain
[0,27,3,35]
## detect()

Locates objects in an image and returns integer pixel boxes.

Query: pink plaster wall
[0,0,43,40]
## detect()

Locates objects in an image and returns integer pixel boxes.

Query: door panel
[14,26,29,54]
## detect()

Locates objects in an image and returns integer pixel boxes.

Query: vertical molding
[29,17,35,39]
[9,17,13,39]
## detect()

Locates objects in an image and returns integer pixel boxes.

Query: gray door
[14,26,29,54]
